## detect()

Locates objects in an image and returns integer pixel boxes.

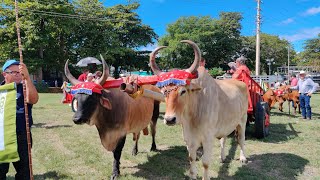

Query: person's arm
[19,63,39,104]
[307,79,318,96]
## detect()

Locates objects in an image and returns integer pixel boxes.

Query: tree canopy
[240,33,295,74]
[0,0,157,79]
[294,33,320,71]
[157,12,243,70]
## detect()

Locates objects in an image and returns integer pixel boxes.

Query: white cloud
[281,27,320,42]
[140,43,158,51]
[279,18,295,25]
[302,6,320,16]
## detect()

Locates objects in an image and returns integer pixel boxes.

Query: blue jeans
[299,94,311,118]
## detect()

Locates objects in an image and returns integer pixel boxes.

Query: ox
[279,85,300,114]
[150,40,248,180]
[263,89,285,111]
[64,58,161,179]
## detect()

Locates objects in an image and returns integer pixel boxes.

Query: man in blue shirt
[291,71,318,120]
[0,60,39,180]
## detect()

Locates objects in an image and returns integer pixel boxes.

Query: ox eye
[180,89,186,96]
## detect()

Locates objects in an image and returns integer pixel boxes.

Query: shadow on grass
[132,146,189,179]
[32,123,72,129]
[216,138,309,180]
[231,153,309,179]
[270,110,320,119]
[6,171,69,179]
[245,122,301,143]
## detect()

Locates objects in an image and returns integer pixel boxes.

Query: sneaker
[300,117,306,120]
[307,117,311,120]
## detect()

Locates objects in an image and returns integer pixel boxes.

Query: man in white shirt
[291,71,318,120]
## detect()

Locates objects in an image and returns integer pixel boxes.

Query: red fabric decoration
[158,70,198,82]
[274,90,284,96]
[71,82,103,94]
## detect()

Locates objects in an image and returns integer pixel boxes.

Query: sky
[103,0,320,52]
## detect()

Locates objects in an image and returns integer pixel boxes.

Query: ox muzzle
[164,116,176,126]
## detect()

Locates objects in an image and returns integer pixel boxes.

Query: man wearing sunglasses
[0,59,38,180]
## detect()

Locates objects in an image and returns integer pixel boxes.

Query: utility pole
[287,46,290,81]
[255,0,261,75]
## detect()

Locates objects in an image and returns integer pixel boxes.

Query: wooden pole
[14,1,34,179]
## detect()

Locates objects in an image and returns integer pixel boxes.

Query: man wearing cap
[0,60,39,179]
[290,71,318,120]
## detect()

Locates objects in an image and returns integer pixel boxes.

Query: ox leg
[187,144,198,179]
[219,137,226,163]
[293,101,297,114]
[132,132,140,156]
[279,102,284,112]
[111,136,126,180]
[236,122,247,164]
[150,101,160,151]
[202,141,213,180]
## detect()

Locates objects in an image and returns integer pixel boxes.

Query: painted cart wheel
[255,101,270,138]
[71,97,78,112]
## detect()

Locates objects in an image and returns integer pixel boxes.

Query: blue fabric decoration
[156,78,187,88]
[71,88,93,95]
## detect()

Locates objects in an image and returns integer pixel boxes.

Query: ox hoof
[220,157,226,163]
[240,158,248,164]
[110,174,119,180]
[132,148,138,156]
[150,144,157,152]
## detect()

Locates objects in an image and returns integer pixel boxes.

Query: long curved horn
[96,54,109,86]
[181,40,201,74]
[149,46,167,75]
[64,60,81,85]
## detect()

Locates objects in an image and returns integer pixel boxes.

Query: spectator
[61,81,72,103]
[232,56,251,79]
[94,71,102,80]
[290,74,298,86]
[85,73,95,82]
[0,59,39,179]
[290,70,318,120]
[78,69,89,82]
[227,62,237,74]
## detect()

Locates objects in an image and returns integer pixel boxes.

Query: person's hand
[19,63,30,80]
[307,92,312,96]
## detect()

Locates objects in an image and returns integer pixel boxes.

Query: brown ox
[279,85,300,114]
[65,58,161,179]
[262,89,285,111]
[150,40,248,180]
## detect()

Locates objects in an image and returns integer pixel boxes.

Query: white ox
[150,40,248,180]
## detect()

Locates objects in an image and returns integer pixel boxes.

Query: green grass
[6,93,320,179]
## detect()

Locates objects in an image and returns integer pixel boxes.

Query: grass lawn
[6,93,320,179]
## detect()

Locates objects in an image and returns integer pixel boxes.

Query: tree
[0,1,157,80]
[157,12,243,70]
[240,33,295,75]
[294,34,320,71]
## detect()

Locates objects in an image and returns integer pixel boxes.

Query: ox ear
[100,90,112,110]
[187,83,202,91]
[100,97,112,110]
